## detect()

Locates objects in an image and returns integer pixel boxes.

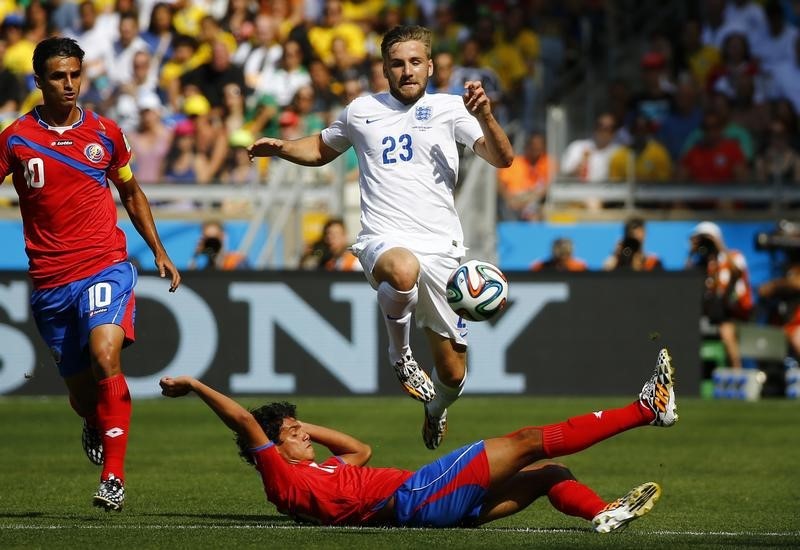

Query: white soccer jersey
[321,92,484,254]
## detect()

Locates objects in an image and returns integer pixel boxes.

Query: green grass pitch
[1,394,798,549]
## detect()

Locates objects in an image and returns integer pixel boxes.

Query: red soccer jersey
[253,444,412,525]
[0,107,132,289]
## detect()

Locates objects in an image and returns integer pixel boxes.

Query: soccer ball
[446,259,509,322]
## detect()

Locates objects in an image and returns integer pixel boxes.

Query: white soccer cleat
[639,348,678,427]
[393,352,436,403]
[422,405,447,450]
[592,481,661,533]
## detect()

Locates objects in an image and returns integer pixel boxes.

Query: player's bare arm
[463,81,514,168]
[159,376,268,449]
[113,173,181,292]
[247,134,342,167]
[301,422,372,466]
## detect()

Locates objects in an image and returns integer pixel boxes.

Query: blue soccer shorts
[392,440,490,527]
[30,262,138,377]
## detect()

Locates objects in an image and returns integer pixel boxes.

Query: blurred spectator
[752,0,798,76]
[770,36,800,116]
[221,128,258,187]
[496,132,554,221]
[329,35,369,86]
[531,237,588,272]
[686,221,754,369]
[277,85,325,141]
[724,0,769,51]
[367,56,388,93]
[104,12,150,91]
[50,0,81,35]
[656,74,704,161]
[702,0,748,49]
[707,32,765,109]
[171,0,208,39]
[127,92,171,184]
[140,2,176,67]
[682,92,755,162]
[429,2,469,57]
[307,0,367,66]
[161,34,200,110]
[235,13,282,92]
[193,14,238,67]
[677,111,748,183]
[221,81,246,134]
[474,17,528,125]
[754,118,800,184]
[307,58,341,121]
[163,118,203,184]
[609,115,673,183]
[221,0,256,43]
[758,260,800,358]
[449,37,503,110]
[2,13,35,80]
[0,39,23,120]
[252,38,310,107]
[188,220,246,271]
[180,38,247,110]
[603,217,663,271]
[106,49,159,132]
[677,18,721,87]
[66,1,115,92]
[627,51,675,131]
[561,112,621,187]
[301,217,362,271]
[428,50,459,94]
[24,0,51,45]
[183,92,229,183]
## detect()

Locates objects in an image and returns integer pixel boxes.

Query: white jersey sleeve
[321,92,484,254]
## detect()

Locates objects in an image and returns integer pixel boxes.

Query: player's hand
[248,137,284,161]
[155,254,181,292]
[159,376,193,397]
[463,81,492,118]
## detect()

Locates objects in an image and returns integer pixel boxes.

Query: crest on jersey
[415,105,432,121]
[84,143,104,163]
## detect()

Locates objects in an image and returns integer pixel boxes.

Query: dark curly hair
[235,401,296,466]
[32,37,85,79]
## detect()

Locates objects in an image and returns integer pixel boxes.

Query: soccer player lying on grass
[159,349,677,532]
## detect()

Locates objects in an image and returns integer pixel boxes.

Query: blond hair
[380,25,432,60]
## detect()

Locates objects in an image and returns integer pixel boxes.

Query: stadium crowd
[0,1,798,209]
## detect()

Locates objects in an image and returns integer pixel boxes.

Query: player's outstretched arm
[160,376,268,449]
[114,172,181,292]
[301,422,372,466]
[463,81,514,168]
[247,134,342,167]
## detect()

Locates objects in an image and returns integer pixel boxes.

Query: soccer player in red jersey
[0,37,181,511]
[160,349,677,532]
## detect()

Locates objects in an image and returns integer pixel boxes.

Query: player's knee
[538,462,575,485]
[508,426,543,449]
[435,363,465,388]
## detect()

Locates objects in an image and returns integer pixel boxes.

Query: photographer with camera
[188,220,246,271]
[756,221,800,358]
[687,221,753,370]
[603,218,663,271]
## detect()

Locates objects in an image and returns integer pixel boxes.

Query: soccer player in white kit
[248,25,513,450]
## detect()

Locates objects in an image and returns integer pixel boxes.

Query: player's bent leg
[476,463,572,525]
[592,482,661,533]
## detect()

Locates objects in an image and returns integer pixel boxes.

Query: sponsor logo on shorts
[89,307,109,318]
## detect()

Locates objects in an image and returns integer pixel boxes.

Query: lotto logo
[105,427,125,438]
